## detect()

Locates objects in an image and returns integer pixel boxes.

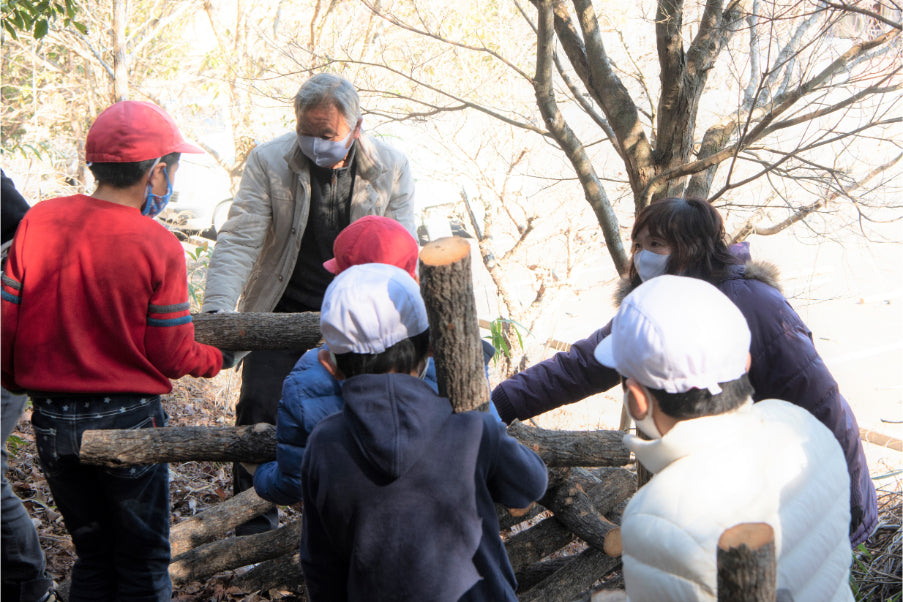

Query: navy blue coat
[254,344,500,505]
[301,373,548,601]
[492,262,877,546]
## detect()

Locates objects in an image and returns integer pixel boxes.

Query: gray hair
[293,73,361,130]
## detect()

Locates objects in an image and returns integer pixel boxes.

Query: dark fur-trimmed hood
[613,260,783,306]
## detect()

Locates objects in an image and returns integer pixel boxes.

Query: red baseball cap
[85,100,203,163]
[324,215,419,279]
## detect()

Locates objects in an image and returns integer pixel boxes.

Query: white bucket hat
[593,275,751,394]
[320,263,429,355]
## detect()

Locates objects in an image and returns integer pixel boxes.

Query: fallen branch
[192,311,321,351]
[509,421,630,467]
[170,488,274,558]
[79,424,277,466]
[170,520,302,585]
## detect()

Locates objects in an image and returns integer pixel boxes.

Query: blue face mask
[142,164,173,218]
[298,131,353,168]
[633,249,670,282]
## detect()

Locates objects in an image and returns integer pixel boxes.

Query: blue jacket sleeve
[490,323,620,424]
[253,347,344,505]
[481,414,548,508]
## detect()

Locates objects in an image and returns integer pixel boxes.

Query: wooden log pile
[77,237,636,599]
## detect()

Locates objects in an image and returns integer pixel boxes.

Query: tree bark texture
[79,424,631,470]
[418,236,489,413]
[79,423,277,466]
[170,488,274,558]
[540,468,620,552]
[508,421,630,467]
[518,547,621,602]
[717,523,777,602]
[231,552,305,594]
[170,519,302,585]
[191,311,322,351]
[505,516,577,573]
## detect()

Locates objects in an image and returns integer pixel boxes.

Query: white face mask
[633,249,670,282]
[623,389,663,439]
[298,131,353,168]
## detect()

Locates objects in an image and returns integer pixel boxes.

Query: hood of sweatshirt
[340,372,453,481]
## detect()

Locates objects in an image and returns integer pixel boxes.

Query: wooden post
[418,236,489,413]
[717,522,777,601]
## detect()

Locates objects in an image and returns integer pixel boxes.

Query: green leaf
[33,18,48,38]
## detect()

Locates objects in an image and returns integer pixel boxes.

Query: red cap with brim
[323,215,418,279]
[85,101,203,163]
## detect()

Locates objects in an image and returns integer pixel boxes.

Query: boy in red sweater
[1,101,227,601]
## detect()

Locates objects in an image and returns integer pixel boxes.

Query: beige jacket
[202,132,416,313]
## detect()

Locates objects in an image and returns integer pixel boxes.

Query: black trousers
[234,349,305,535]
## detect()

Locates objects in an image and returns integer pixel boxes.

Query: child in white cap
[299,263,547,601]
[594,275,852,601]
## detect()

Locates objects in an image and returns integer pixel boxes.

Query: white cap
[593,275,751,394]
[320,263,429,355]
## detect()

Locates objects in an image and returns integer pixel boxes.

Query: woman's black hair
[646,374,754,420]
[89,152,180,189]
[334,329,430,378]
[627,197,739,286]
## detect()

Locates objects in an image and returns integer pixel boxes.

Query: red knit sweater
[1,194,221,394]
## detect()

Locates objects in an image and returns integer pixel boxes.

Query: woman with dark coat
[491,197,877,546]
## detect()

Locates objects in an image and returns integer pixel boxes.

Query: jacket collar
[625,398,754,473]
[613,259,783,306]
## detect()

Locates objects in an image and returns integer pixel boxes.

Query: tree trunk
[170,520,302,585]
[170,488,274,558]
[518,547,621,602]
[79,424,277,466]
[418,236,489,412]
[192,312,322,351]
[717,523,777,602]
[508,421,630,467]
[112,0,128,101]
[231,552,305,594]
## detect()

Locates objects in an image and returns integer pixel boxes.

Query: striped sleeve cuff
[148,301,192,327]
[1,274,21,304]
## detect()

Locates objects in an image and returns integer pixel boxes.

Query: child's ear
[318,348,345,381]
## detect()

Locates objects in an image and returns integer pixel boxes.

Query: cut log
[582,468,637,516]
[717,522,777,602]
[78,423,628,467]
[192,311,321,351]
[518,547,621,602]
[170,519,302,585]
[79,423,276,466]
[514,555,574,593]
[231,552,305,594]
[541,468,619,551]
[505,516,577,573]
[170,488,274,557]
[418,236,489,413]
[509,421,630,467]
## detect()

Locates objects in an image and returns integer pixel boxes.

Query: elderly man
[595,276,853,601]
[202,73,416,534]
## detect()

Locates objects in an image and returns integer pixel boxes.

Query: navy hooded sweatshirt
[300,372,548,601]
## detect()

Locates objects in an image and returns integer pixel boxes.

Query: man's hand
[220,349,237,370]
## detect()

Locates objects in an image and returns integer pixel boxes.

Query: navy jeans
[2,387,53,602]
[31,395,171,602]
